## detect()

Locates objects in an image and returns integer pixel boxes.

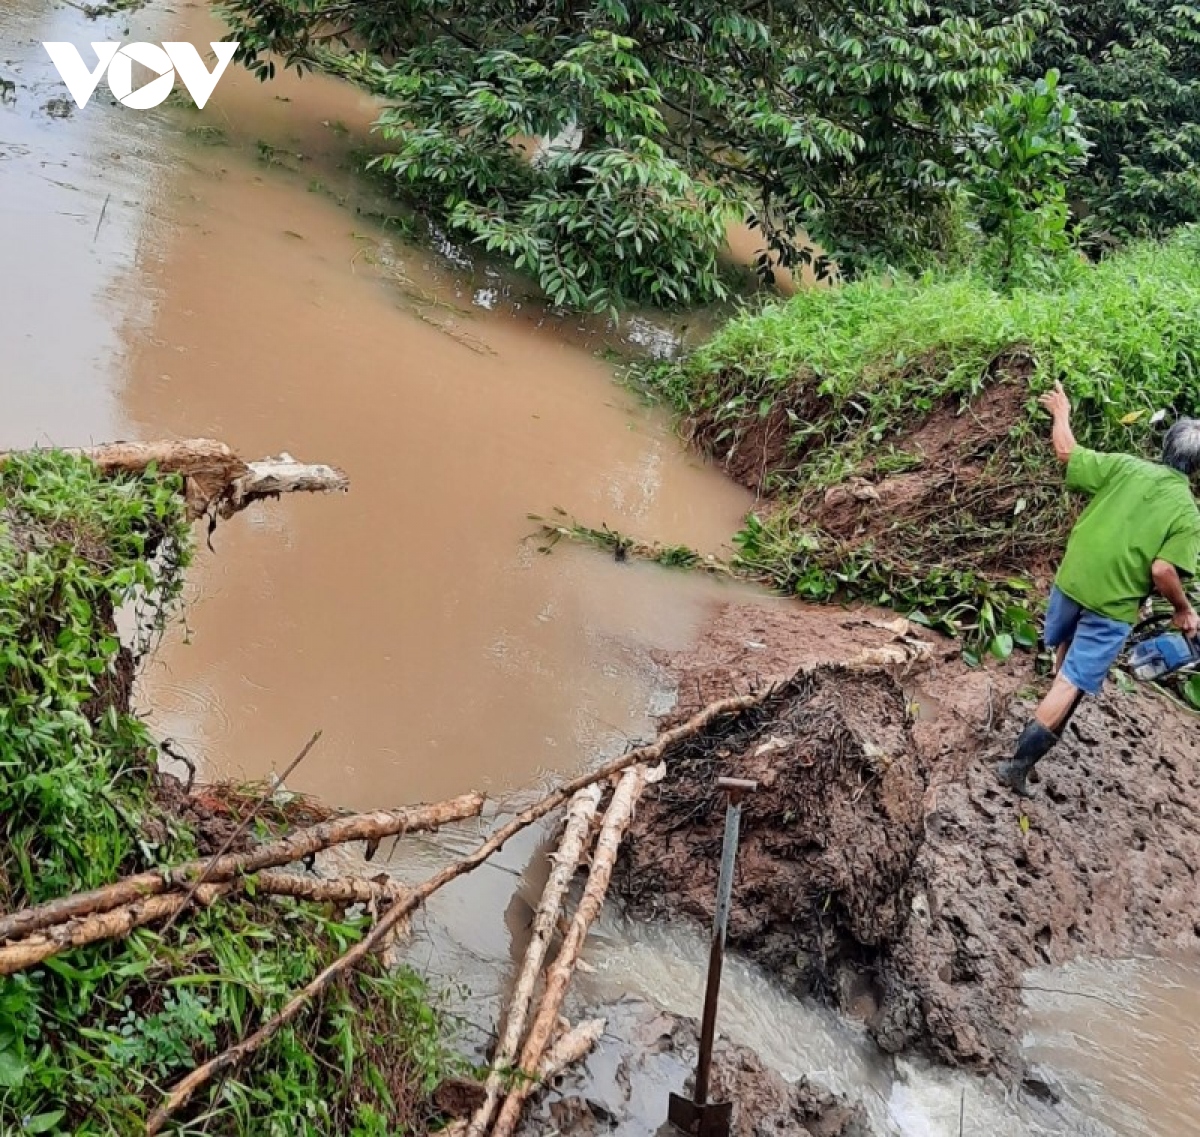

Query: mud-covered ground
[622,601,1200,1076]
[517,997,866,1137]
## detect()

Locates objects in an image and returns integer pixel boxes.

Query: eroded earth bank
[617,600,1200,1089]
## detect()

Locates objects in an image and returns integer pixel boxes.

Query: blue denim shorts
[1043,586,1132,695]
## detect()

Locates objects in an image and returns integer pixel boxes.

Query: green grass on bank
[650,230,1200,663]
[0,454,458,1134]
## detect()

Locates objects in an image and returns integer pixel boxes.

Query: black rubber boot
[995,721,1059,797]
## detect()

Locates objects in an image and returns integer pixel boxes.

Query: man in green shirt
[996,381,1200,795]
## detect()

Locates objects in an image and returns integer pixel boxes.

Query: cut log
[0,793,484,944]
[146,689,774,1134]
[0,872,409,976]
[219,453,350,518]
[467,784,603,1137]
[0,439,348,519]
[251,870,408,908]
[536,1016,605,1081]
[491,765,647,1137]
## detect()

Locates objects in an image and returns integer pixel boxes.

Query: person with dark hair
[996,382,1200,795]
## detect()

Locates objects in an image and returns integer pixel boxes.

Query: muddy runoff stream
[1,3,1198,1133]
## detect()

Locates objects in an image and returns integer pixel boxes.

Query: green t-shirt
[1055,447,1200,623]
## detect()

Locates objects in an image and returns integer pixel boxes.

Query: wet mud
[623,603,1200,1077]
[516,997,866,1137]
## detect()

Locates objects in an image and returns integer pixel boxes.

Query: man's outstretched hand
[1039,380,1071,420]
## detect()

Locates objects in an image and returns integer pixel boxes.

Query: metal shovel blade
[668,1091,733,1136]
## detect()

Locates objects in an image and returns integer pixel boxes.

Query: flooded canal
[1,2,1197,1133]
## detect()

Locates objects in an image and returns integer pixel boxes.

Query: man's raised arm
[1039,379,1076,464]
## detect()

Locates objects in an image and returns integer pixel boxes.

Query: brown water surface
[112,3,753,808]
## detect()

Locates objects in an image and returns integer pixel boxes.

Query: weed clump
[0,453,459,1134]
[651,231,1200,659]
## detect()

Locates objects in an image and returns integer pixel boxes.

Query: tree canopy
[1030,0,1200,238]
[222,0,1046,308]
[219,0,1200,307]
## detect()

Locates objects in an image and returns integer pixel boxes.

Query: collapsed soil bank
[621,601,1200,1075]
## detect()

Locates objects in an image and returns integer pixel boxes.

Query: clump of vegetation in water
[0,454,458,1133]
[647,230,1200,664]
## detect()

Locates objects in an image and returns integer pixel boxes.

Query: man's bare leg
[1035,672,1081,732]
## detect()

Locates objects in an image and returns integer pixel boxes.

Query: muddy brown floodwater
[2,2,1198,1134]
[113,2,753,809]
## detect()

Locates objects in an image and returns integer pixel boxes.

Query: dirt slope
[622,601,1200,1075]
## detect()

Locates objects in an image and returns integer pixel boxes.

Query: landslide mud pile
[622,651,1200,1074]
[686,356,1062,586]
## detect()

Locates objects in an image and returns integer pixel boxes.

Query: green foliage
[0,454,459,1133]
[967,70,1090,288]
[651,229,1200,654]
[0,903,459,1134]
[1030,0,1200,238]
[0,452,190,911]
[219,0,1049,308]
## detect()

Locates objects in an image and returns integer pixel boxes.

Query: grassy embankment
[646,231,1200,667]
[0,453,458,1135]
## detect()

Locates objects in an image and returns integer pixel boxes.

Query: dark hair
[1162,418,1200,477]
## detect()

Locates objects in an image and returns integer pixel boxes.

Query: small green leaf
[1019,813,1030,835]
[989,633,1015,660]
[25,1110,66,1133]
[0,1047,26,1088]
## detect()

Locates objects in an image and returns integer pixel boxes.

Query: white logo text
[42,41,238,109]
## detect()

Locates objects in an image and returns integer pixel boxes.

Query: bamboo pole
[146,689,772,1134]
[466,785,603,1137]
[0,794,484,944]
[491,765,647,1137]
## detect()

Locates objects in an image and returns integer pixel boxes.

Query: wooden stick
[0,794,484,944]
[467,785,603,1137]
[146,689,772,1134]
[0,873,408,977]
[491,765,646,1137]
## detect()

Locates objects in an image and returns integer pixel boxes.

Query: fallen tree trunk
[0,872,409,977]
[0,793,483,944]
[467,785,603,1137]
[0,439,349,520]
[146,689,774,1135]
[218,452,350,518]
[491,765,647,1137]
